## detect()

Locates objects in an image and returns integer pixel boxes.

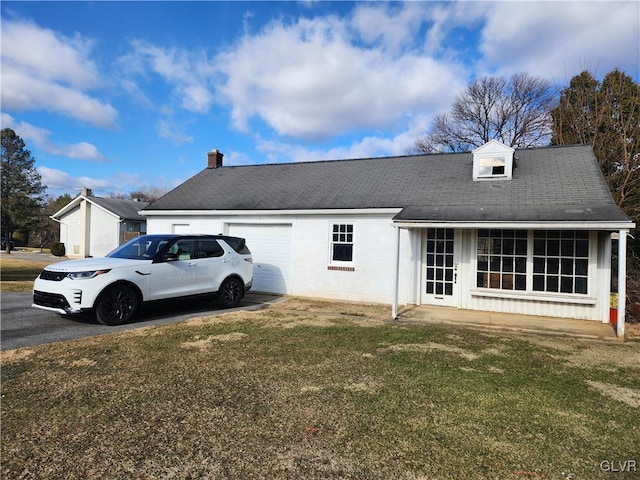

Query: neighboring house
[141,143,635,336]
[52,188,148,258]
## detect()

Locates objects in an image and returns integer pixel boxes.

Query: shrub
[50,242,65,257]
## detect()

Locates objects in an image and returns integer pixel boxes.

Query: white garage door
[227,223,292,294]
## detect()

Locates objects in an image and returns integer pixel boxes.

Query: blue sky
[1,1,638,199]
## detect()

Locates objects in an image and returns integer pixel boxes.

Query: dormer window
[472,140,515,181]
[478,156,506,177]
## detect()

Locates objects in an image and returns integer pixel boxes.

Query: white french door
[421,228,459,307]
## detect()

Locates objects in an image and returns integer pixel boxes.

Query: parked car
[32,234,253,325]
[1,237,15,250]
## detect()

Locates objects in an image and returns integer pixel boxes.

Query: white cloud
[1,18,99,88]
[157,119,194,145]
[215,12,465,140]
[0,18,118,128]
[253,112,431,164]
[1,113,106,162]
[351,2,428,52]
[38,166,111,194]
[478,2,640,81]
[120,40,216,113]
[38,165,186,198]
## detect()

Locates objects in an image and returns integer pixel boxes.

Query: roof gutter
[140,208,403,217]
[392,220,635,230]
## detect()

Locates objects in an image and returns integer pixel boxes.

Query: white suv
[32,234,253,325]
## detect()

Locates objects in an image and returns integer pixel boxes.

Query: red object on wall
[610,308,618,327]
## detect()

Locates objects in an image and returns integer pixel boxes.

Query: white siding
[89,206,119,257]
[145,213,413,304]
[60,206,81,257]
[145,213,611,321]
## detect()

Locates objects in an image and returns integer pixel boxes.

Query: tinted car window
[170,239,197,260]
[198,240,224,258]
[223,236,251,254]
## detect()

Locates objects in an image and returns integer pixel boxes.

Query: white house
[141,143,635,336]
[53,188,148,258]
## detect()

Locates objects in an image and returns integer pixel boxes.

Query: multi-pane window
[331,224,354,262]
[476,229,527,290]
[533,231,589,294]
[476,229,590,295]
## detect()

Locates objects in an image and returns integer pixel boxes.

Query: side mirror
[161,252,179,262]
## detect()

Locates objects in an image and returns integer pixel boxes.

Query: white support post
[392,225,401,319]
[617,230,628,338]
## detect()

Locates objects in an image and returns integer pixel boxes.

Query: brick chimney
[207,149,224,169]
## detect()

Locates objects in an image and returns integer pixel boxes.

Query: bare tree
[129,185,169,203]
[415,73,555,153]
[103,185,169,203]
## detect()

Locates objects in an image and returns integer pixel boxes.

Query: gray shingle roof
[89,197,148,220]
[143,144,631,224]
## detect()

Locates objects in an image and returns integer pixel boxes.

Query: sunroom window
[476,229,527,290]
[532,231,589,294]
[476,229,590,295]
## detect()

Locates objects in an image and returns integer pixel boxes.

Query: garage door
[227,224,292,294]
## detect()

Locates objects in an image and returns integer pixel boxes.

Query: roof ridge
[210,144,592,169]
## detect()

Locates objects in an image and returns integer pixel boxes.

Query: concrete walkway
[397,305,619,341]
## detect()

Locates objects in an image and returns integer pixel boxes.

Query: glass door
[422,228,458,307]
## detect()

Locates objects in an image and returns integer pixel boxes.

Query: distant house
[141,143,635,336]
[52,188,148,258]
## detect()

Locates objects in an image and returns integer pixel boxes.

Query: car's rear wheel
[96,284,139,326]
[217,277,243,308]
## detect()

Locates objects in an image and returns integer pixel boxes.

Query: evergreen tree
[551,69,639,224]
[1,128,46,253]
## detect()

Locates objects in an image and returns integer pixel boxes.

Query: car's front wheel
[95,284,139,326]
[217,277,243,308]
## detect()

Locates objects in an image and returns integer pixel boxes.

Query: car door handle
[222,258,230,263]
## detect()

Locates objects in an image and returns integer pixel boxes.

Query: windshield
[107,235,173,260]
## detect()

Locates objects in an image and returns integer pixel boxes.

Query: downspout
[617,229,628,338]
[392,225,401,319]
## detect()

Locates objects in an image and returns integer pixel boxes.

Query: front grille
[33,290,71,310]
[39,270,69,281]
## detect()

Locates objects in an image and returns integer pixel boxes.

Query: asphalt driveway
[1,291,281,351]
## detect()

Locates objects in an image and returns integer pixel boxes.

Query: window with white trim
[477,229,527,290]
[331,223,354,263]
[477,156,507,178]
[532,231,589,294]
[476,229,590,295]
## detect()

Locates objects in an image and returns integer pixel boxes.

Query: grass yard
[0,254,53,292]
[2,298,639,480]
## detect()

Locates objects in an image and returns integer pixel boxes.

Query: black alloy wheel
[95,284,139,326]
[218,277,243,308]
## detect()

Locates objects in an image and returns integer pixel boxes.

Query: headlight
[68,269,111,280]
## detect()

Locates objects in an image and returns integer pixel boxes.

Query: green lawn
[2,299,639,479]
